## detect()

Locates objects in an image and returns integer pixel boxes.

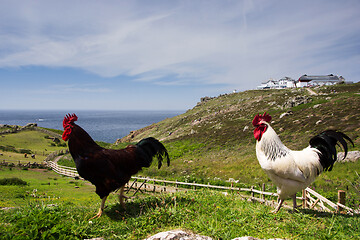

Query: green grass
[1,83,360,239]
[116,83,360,209]
[0,167,96,208]
[0,130,66,152]
[0,130,67,162]
[0,167,359,240]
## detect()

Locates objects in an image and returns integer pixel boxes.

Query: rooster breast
[256,128,322,199]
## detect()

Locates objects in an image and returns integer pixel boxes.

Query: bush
[0,177,28,186]
[19,149,32,154]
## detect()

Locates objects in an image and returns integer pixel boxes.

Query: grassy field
[1,83,360,239]
[0,167,360,240]
[0,130,67,162]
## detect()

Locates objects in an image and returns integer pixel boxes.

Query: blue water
[0,110,182,143]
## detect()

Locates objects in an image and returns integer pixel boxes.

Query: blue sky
[0,0,359,110]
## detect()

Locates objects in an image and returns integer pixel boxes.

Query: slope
[116,83,360,204]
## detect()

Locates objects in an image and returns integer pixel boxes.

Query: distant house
[257,77,296,89]
[257,74,346,90]
[298,74,344,87]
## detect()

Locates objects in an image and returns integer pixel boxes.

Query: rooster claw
[89,209,103,220]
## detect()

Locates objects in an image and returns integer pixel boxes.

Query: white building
[257,77,296,89]
[298,74,344,87]
[257,74,345,89]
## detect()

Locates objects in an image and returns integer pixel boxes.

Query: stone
[144,230,213,240]
[337,151,360,162]
[279,110,293,119]
[283,96,312,108]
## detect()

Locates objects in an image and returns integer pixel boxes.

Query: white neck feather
[257,123,289,161]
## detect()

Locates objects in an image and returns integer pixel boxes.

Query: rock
[144,230,213,240]
[279,110,293,119]
[231,237,260,240]
[283,96,312,108]
[227,178,239,183]
[23,123,37,128]
[337,151,360,162]
[143,230,285,240]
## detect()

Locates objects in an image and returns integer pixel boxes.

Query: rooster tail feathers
[136,137,170,169]
[309,130,354,172]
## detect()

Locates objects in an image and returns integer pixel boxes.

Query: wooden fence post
[337,190,346,213]
[302,189,307,209]
[261,183,266,200]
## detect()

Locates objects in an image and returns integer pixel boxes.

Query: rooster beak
[259,120,267,125]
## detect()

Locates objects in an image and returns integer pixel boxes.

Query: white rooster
[253,112,353,213]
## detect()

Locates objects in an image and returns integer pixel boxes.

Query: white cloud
[0,0,359,91]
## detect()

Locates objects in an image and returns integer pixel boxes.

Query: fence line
[45,160,357,214]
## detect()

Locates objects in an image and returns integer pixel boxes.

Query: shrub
[0,177,28,186]
[19,149,32,154]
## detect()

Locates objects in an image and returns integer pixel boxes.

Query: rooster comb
[63,113,78,129]
[252,112,272,126]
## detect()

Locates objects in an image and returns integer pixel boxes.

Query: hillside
[120,83,360,146]
[114,83,360,204]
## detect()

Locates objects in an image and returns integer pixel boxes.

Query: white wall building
[298,74,344,87]
[258,74,345,89]
[257,77,296,89]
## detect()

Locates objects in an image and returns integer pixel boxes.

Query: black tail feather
[136,137,170,169]
[309,130,354,172]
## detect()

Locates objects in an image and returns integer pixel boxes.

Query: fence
[46,161,81,179]
[45,160,358,214]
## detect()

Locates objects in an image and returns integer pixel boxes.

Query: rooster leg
[272,199,284,213]
[89,196,107,220]
[118,186,127,209]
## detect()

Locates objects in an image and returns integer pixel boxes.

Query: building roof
[299,74,340,82]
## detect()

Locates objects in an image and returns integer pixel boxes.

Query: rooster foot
[89,208,103,220]
[89,196,107,220]
[271,209,280,214]
[272,199,284,214]
[289,208,300,214]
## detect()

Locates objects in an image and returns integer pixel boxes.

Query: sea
[0,110,183,143]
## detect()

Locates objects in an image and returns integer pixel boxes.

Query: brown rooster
[62,113,170,219]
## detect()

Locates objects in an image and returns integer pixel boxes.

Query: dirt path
[306,88,318,95]
[53,156,62,163]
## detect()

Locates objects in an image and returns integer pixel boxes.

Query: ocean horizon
[0,110,183,143]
